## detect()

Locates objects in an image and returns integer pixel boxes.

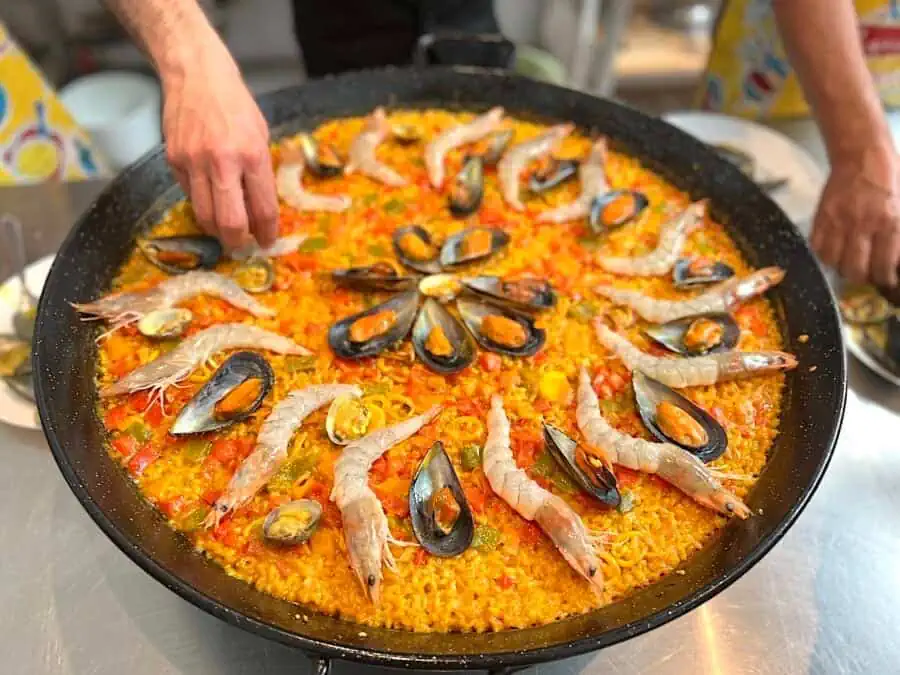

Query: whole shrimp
[330,406,441,603]
[596,200,707,276]
[594,267,785,323]
[204,384,361,528]
[592,319,797,388]
[100,323,310,401]
[483,395,604,593]
[345,107,407,187]
[576,367,750,517]
[73,270,275,333]
[425,106,504,188]
[498,123,574,211]
[537,138,609,224]
[277,140,351,213]
[229,233,308,261]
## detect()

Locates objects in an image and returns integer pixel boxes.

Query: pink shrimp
[497,123,574,211]
[425,106,504,188]
[345,107,407,187]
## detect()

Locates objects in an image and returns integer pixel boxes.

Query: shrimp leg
[538,138,609,224]
[204,384,361,528]
[498,124,574,211]
[596,200,707,276]
[594,267,785,323]
[425,106,504,188]
[576,367,750,517]
[592,319,796,387]
[277,141,351,212]
[331,406,442,602]
[345,107,407,187]
[483,395,604,593]
[100,323,310,400]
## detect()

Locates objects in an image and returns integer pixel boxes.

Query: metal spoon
[0,215,37,342]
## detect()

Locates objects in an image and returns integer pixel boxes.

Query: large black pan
[34,67,846,673]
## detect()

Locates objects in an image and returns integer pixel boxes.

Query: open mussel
[138,235,222,275]
[409,441,474,557]
[588,190,649,234]
[478,129,513,166]
[332,261,416,293]
[262,499,322,545]
[462,276,556,312]
[645,312,739,356]
[137,308,193,339]
[529,157,579,193]
[632,372,726,462]
[326,393,371,445]
[543,424,620,508]
[329,290,420,360]
[170,351,273,435]
[448,155,484,217]
[233,256,275,293]
[0,335,31,378]
[297,132,343,178]
[439,227,509,268]
[418,274,462,303]
[456,298,545,357]
[673,257,735,289]
[393,225,441,274]
[412,298,476,374]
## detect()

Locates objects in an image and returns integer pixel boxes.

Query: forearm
[104,0,232,87]
[773,0,892,163]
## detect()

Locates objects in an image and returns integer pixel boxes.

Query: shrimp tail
[716,350,798,380]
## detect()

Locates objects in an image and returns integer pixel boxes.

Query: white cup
[60,71,162,170]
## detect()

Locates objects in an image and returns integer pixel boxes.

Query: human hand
[162,41,277,250]
[811,147,900,288]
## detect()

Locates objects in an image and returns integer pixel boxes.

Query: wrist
[154,18,234,91]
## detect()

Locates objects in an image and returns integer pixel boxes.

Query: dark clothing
[291,0,501,77]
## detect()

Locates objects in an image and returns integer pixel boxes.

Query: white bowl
[60,71,162,170]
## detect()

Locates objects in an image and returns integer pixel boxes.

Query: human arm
[104,0,278,249]
[773,0,900,287]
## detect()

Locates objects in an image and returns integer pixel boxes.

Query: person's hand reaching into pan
[162,39,278,251]
[810,146,900,289]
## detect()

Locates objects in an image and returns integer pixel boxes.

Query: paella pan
[34,67,845,671]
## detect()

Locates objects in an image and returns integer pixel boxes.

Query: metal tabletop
[2,147,898,675]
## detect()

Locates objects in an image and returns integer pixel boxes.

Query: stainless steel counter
[3,148,899,674]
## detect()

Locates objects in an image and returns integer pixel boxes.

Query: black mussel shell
[448,155,484,217]
[298,133,343,178]
[439,227,509,268]
[138,235,222,275]
[393,225,442,274]
[462,276,556,312]
[588,190,649,234]
[262,499,323,545]
[644,312,739,356]
[529,157,579,193]
[329,290,420,360]
[331,262,417,292]
[632,372,727,463]
[456,298,545,357]
[409,441,474,557]
[411,299,476,374]
[673,257,735,289]
[543,424,620,508]
[480,129,514,166]
[170,351,274,435]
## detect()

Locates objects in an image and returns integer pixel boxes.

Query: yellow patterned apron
[0,22,106,184]
[699,0,900,119]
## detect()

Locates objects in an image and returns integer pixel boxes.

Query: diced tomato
[533,399,551,414]
[616,466,640,487]
[307,481,327,502]
[201,489,222,506]
[456,399,482,417]
[127,445,159,477]
[371,456,389,483]
[381,493,409,518]
[520,522,543,547]
[413,548,429,566]
[112,434,138,458]
[480,352,502,372]
[465,485,486,514]
[131,391,153,409]
[145,402,165,427]
[496,574,515,590]
[160,496,186,518]
[274,559,294,578]
[211,439,241,465]
[283,253,319,272]
[104,404,130,430]
[530,350,548,365]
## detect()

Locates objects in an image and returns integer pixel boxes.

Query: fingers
[810,210,843,270]
[188,170,216,236]
[209,153,252,251]
[838,233,872,285]
[243,153,279,247]
[871,226,900,288]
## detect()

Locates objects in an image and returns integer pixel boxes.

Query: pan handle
[308,656,330,675]
[414,32,516,70]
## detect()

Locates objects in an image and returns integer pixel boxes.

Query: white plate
[0,255,54,430]
[663,111,826,234]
